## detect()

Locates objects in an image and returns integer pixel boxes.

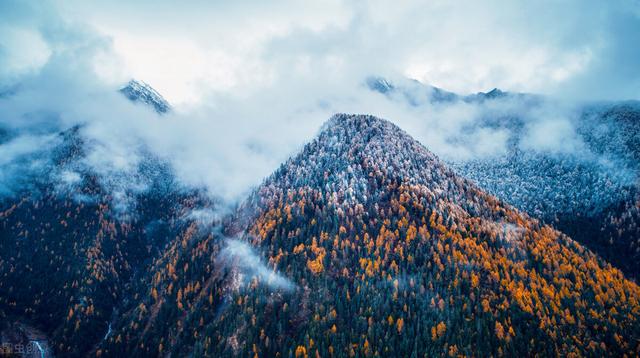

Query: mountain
[0,84,202,356]
[366,76,533,104]
[465,88,509,101]
[367,76,640,280]
[0,167,211,355]
[366,77,459,105]
[1,105,639,356]
[450,102,640,280]
[119,79,171,114]
[101,114,639,357]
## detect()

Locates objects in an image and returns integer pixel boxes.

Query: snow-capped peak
[119,79,171,114]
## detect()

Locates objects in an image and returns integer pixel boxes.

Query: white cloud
[521,117,584,154]
[42,0,639,104]
[0,28,51,82]
[0,0,638,205]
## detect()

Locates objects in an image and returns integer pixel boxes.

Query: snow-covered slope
[119,79,171,114]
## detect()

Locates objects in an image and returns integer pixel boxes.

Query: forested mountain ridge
[368,77,640,280]
[451,102,640,281]
[2,112,640,357]
[0,94,215,356]
[0,175,211,356]
[217,114,640,357]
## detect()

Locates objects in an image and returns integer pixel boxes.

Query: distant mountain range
[365,76,534,105]
[0,81,639,357]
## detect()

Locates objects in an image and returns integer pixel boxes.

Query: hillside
[105,114,640,357]
[2,113,640,357]
[0,90,212,356]
[368,77,640,280]
[451,103,640,280]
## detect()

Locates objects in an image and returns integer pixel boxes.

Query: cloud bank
[56,0,640,104]
[0,0,638,205]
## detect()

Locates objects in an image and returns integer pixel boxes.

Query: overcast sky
[2,0,639,105]
[0,0,639,202]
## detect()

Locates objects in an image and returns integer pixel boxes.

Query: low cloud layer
[54,0,640,104]
[0,0,638,205]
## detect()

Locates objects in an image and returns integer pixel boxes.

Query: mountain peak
[482,87,506,98]
[320,113,400,135]
[234,113,640,357]
[366,76,460,104]
[119,79,171,114]
[456,87,512,103]
[258,113,455,207]
[365,76,395,94]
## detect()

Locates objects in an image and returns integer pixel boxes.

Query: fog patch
[520,117,585,154]
[184,208,221,228]
[0,132,60,195]
[219,238,294,291]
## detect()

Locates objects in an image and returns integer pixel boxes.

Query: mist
[0,0,638,207]
[219,238,294,291]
